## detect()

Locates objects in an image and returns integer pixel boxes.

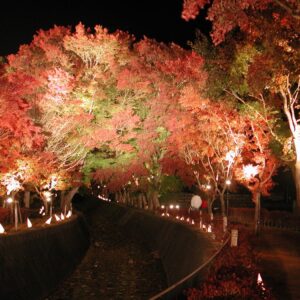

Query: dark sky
[0,0,210,56]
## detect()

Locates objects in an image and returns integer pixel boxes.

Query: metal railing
[150,232,231,300]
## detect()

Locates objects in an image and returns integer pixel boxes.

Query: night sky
[0,0,210,56]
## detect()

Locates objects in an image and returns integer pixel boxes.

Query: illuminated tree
[234,117,279,233]
[183,0,300,212]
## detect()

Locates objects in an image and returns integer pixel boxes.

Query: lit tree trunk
[152,190,160,210]
[24,190,30,208]
[254,191,261,235]
[294,159,300,214]
[294,128,300,213]
[281,78,300,214]
[60,187,79,213]
[220,188,226,217]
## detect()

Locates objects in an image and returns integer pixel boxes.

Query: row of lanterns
[0,205,73,234]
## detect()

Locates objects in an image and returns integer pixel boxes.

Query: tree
[234,118,278,234]
[183,0,300,212]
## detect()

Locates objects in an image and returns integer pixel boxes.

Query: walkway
[254,228,300,300]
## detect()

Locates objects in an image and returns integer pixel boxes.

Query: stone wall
[0,214,89,300]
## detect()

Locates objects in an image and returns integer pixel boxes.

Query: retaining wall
[0,214,89,300]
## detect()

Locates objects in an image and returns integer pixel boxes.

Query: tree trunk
[208,197,213,216]
[24,191,30,208]
[254,191,261,235]
[294,160,300,214]
[220,190,226,217]
[60,187,79,213]
[152,190,160,210]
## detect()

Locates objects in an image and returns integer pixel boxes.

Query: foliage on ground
[186,228,275,300]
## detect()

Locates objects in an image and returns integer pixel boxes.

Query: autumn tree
[183,0,300,212]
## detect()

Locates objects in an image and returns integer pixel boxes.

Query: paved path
[254,228,300,300]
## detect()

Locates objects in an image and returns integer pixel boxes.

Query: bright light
[60,213,65,220]
[225,150,236,163]
[161,213,165,217]
[3,174,21,195]
[243,164,259,179]
[161,205,165,209]
[43,191,52,202]
[50,175,58,189]
[0,223,5,234]
[27,218,32,228]
[226,179,231,185]
[257,273,266,291]
[6,197,13,204]
[45,217,52,224]
[206,184,211,190]
[176,216,179,219]
[208,225,212,232]
[66,210,72,218]
[176,205,180,209]
[191,220,195,225]
[169,204,174,209]
[39,206,45,214]
[257,273,263,284]
[55,214,61,221]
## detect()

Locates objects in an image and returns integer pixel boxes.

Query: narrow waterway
[46,204,167,300]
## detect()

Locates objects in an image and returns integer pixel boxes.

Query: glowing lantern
[257,273,266,291]
[27,218,32,228]
[45,217,52,225]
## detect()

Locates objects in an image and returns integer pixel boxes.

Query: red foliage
[186,228,275,300]
[182,0,299,45]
